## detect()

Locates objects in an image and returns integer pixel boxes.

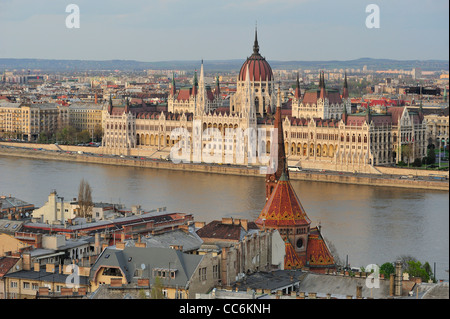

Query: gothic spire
[342,72,349,99]
[253,25,260,55]
[294,72,301,99]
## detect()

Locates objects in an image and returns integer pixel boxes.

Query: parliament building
[101,29,428,173]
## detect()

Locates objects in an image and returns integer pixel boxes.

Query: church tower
[255,90,336,272]
[265,86,288,201]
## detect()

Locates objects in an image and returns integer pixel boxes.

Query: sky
[0,0,448,62]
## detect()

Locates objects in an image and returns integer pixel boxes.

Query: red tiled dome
[238,29,273,82]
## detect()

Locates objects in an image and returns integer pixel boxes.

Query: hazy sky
[0,0,448,61]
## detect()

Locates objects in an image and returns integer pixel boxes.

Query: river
[1,155,448,280]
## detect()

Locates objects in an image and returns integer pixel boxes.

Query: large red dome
[238,30,273,82]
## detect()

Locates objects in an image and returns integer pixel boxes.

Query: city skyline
[0,0,448,62]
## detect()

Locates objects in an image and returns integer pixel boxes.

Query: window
[32,283,39,290]
[10,281,18,288]
[23,282,30,289]
[213,265,219,279]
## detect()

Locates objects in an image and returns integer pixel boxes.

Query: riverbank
[1,145,448,191]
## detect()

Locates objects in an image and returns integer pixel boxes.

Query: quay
[0,142,448,191]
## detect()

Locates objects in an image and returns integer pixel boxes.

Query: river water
[1,156,448,280]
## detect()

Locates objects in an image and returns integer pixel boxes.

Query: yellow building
[69,102,103,133]
[0,101,69,141]
[3,261,90,299]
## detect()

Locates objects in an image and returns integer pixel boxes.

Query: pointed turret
[124,96,130,114]
[319,71,326,99]
[342,98,348,124]
[342,72,349,99]
[170,72,176,97]
[108,94,113,114]
[192,70,198,96]
[294,73,302,100]
[365,102,371,124]
[197,60,207,114]
[253,25,260,55]
[215,76,220,96]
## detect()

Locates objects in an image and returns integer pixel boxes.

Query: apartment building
[0,101,69,141]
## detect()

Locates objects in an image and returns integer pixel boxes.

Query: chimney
[394,260,403,296]
[222,217,233,225]
[389,274,394,296]
[22,253,31,271]
[138,278,150,287]
[356,284,363,299]
[46,263,55,273]
[38,287,49,296]
[240,219,248,231]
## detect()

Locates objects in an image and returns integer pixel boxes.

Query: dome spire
[253,23,259,55]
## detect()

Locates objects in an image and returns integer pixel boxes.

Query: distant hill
[0,57,448,72]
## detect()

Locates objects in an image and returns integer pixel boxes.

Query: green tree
[380,262,395,278]
[93,124,103,142]
[426,148,436,165]
[401,143,413,166]
[412,158,422,167]
[151,276,164,299]
[77,130,91,144]
[406,260,430,282]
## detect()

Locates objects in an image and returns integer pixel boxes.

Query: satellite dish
[141,264,146,270]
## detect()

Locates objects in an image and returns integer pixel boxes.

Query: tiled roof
[301,89,342,105]
[306,227,335,268]
[284,241,304,270]
[255,177,311,228]
[387,106,405,125]
[196,220,244,242]
[0,256,20,279]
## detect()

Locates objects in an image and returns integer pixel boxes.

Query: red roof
[255,176,311,228]
[239,57,273,82]
[306,227,335,268]
[0,256,20,279]
[284,241,304,269]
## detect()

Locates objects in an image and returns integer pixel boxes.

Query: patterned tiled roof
[255,175,311,228]
[284,241,304,270]
[306,227,335,268]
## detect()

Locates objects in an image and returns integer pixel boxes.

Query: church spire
[319,71,326,99]
[253,25,260,55]
[197,59,207,114]
[170,72,176,96]
[294,72,302,99]
[342,72,349,99]
[265,85,289,201]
